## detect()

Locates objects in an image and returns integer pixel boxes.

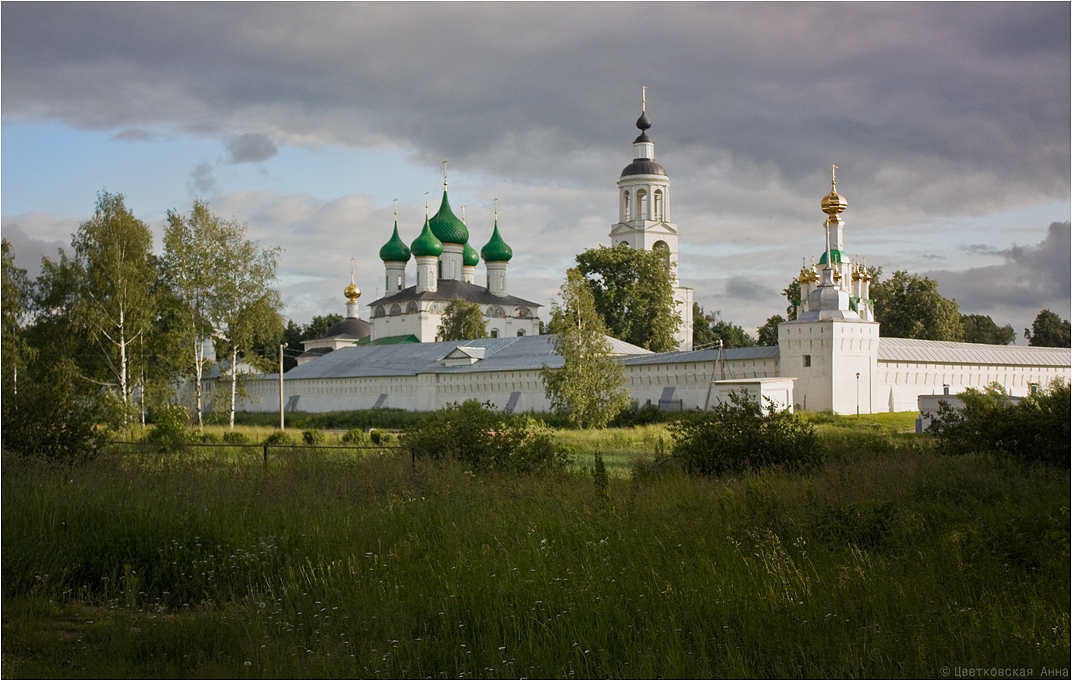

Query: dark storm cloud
[725,275,777,303]
[2,3,1068,215]
[928,222,1071,311]
[1,222,72,280]
[226,133,278,164]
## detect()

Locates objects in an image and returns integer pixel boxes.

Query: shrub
[302,429,325,445]
[402,400,568,474]
[221,431,249,445]
[669,391,822,476]
[0,360,103,461]
[926,379,1070,467]
[263,431,294,446]
[369,430,395,446]
[610,402,674,428]
[341,428,370,445]
[144,404,190,449]
[199,431,221,444]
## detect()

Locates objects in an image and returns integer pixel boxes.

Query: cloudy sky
[2,3,1069,341]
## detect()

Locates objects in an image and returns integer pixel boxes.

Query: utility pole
[279,344,285,430]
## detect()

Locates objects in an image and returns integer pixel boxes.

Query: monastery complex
[231,95,1070,417]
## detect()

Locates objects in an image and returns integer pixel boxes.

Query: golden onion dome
[344,269,361,302]
[821,186,847,216]
[821,165,847,216]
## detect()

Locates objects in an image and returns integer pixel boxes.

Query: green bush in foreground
[302,428,325,445]
[262,431,293,446]
[403,399,568,474]
[144,404,190,449]
[670,391,822,476]
[341,427,370,445]
[926,379,1070,467]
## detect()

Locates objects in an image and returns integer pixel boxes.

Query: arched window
[622,190,631,221]
[653,240,670,268]
[374,305,386,318]
[389,303,402,316]
[516,329,526,337]
[636,189,648,220]
[405,301,419,314]
[490,329,499,338]
[653,189,664,220]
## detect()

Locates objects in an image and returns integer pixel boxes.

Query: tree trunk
[193,335,205,428]
[229,345,238,430]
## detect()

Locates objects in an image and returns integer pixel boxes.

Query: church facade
[366,185,542,343]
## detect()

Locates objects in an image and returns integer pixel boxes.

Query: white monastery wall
[878,359,1069,413]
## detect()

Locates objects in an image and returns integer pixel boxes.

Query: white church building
[228,97,1070,417]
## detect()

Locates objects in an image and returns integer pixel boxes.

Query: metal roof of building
[622,345,780,366]
[279,334,652,380]
[877,337,1070,366]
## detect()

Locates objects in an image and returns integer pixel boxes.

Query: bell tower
[609,87,693,350]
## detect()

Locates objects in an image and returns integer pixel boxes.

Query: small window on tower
[654,189,664,220]
[637,189,648,220]
[803,355,812,367]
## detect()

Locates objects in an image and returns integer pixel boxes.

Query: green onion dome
[428,190,469,245]
[378,222,411,263]
[480,220,513,263]
[463,241,480,267]
[410,216,444,258]
[818,249,843,265]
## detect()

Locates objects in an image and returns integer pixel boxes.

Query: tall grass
[3,430,1068,678]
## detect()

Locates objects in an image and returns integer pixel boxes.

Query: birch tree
[540,268,629,428]
[71,191,156,421]
[162,200,229,427]
[209,224,284,429]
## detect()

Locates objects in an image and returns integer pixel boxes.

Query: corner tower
[609,87,693,350]
[779,169,879,414]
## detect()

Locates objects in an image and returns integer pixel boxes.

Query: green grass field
[2,414,1068,678]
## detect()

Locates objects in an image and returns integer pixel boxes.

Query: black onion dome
[324,317,371,339]
[621,159,667,177]
[636,111,652,131]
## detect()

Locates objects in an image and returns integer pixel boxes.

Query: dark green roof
[379,222,411,262]
[429,190,469,244]
[480,221,513,262]
[410,216,444,257]
[463,241,480,267]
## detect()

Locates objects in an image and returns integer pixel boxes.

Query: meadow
[2,414,1068,678]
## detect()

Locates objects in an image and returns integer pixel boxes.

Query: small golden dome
[344,282,361,302]
[821,165,847,216]
[821,186,847,216]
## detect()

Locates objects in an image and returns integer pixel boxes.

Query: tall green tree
[540,268,630,429]
[71,191,157,421]
[436,299,488,341]
[1025,309,1071,347]
[693,303,756,349]
[757,315,785,347]
[782,280,801,320]
[209,224,285,429]
[163,200,233,426]
[960,314,1016,345]
[1,239,34,400]
[575,244,680,352]
[870,270,962,341]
